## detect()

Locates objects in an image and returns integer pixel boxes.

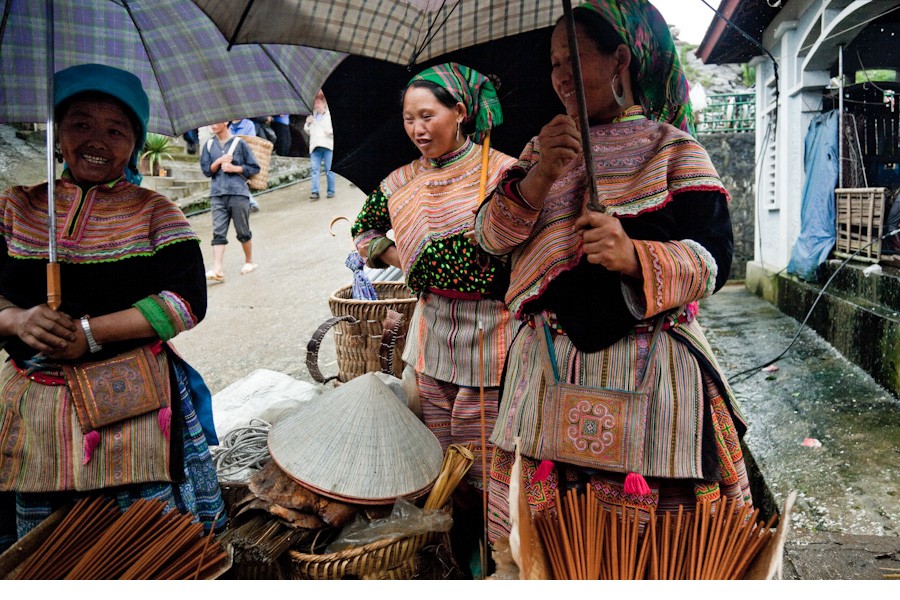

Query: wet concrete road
[171,174,368,394]
[172,174,900,580]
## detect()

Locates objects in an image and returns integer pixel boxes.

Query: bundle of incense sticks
[13,497,228,580]
[534,489,778,580]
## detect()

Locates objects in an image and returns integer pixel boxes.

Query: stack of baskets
[307,281,418,384]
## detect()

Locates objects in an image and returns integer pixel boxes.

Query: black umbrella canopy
[323,26,562,194]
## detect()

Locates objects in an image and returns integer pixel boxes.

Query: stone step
[746,261,900,398]
[817,259,900,313]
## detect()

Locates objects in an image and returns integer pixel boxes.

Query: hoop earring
[611,73,626,107]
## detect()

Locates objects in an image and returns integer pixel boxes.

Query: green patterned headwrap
[577,0,695,136]
[408,62,503,143]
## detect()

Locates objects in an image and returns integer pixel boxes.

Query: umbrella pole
[44,0,61,309]
[478,320,489,579]
[561,0,604,213]
[478,131,491,205]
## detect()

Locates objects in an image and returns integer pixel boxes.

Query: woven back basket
[237,135,273,191]
[307,281,418,384]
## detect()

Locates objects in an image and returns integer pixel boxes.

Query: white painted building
[699,0,900,277]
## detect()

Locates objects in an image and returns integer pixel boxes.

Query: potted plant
[141,133,174,176]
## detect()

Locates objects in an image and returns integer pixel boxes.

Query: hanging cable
[698,0,780,141]
[727,225,900,385]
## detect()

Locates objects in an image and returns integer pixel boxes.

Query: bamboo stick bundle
[119,513,205,579]
[14,495,120,580]
[65,499,166,578]
[729,512,778,580]
[533,510,566,578]
[531,491,780,581]
[700,498,731,579]
[634,507,656,579]
[12,497,228,580]
[424,443,475,510]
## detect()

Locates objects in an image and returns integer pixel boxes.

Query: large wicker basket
[286,531,437,580]
[237,135,273,191]
[307,281,418,384]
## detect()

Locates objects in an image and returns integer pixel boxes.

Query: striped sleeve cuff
[134,292,198,341]
[632,239,717,318]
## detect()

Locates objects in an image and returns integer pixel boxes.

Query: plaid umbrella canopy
[0,0,347,136]
[193,0,608,209]
[191,0,563,67]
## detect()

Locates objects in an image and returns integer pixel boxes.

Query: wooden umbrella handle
[47,262,62,310]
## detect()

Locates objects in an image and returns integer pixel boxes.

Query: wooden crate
[834,188,887,263]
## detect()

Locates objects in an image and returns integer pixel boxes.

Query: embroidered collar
[613,105,646,123]
[61,168,123,190]
[429,137,474,168]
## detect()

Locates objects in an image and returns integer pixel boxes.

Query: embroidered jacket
[351,139,518,385]
[475,116,746,480]
[0,174,205,362]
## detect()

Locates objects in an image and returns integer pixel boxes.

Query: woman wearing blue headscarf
[0,64,226,550]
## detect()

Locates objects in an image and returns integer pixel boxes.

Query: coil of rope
[211,418,272,482]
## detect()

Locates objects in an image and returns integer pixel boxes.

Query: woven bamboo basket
[307,281,418,384]
[286,531,435,580]
[237,135,273,191]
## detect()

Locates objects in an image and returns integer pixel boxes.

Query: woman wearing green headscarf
[475,1,754,551]
[351,62,517,574]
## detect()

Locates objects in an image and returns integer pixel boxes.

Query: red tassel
[531,460,554,484]
[83,430,100,465]
[158,407,171,441]
[624,472,651,496]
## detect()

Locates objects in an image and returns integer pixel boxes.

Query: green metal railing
[696,92,756,134]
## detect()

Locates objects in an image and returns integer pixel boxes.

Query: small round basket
[307,281,418,384]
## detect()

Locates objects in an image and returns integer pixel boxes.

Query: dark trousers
[272,121,292,156]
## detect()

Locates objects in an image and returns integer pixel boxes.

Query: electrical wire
[727,225,900,385]
[698,0,780,141]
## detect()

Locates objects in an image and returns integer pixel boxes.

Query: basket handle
[306,315,359,384]
[379,309,406,376]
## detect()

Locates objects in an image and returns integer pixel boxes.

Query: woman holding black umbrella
[475,0,754,547]
[350,63,517,575]
[0,64,225,549]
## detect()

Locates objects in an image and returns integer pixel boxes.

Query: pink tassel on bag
[624,472,651,496]
[158,407,171,441]
[531,460,555,484]
[83,430,101,465]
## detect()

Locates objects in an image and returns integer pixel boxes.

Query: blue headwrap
[54,64,150,185]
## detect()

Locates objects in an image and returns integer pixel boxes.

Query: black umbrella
[322,26,562,194]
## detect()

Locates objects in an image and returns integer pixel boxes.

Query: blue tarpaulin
[787,110,840,281]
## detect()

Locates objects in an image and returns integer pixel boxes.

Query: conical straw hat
[268,372,444,505]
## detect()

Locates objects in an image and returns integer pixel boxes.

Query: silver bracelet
[80,316,103,353]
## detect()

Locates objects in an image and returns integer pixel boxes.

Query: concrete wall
[699,131,755,280]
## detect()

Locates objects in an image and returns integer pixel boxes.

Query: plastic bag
[325,497,452,552]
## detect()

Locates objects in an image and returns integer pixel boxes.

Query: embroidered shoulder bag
[537,314,666,474]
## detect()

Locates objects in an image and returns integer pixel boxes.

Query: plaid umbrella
[191,0,563,67]
[0,0,345,309]
[0,0,347,136]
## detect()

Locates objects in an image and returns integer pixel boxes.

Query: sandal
[240,263,258,275]
[205,270,224,282]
